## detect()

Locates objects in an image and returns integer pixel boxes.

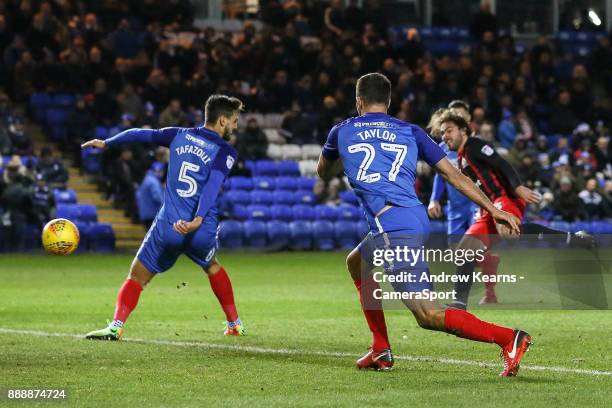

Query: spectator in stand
[136,161,164,229]
[32,173,54,225]
[158,99,187,128]
[550,90,579,135]
[553,176,587,222]
[0,124,11,155]
[113,147,140,221]
[65,97,95,164]
[470,0,498,41]
[578,178,610,220]
[0,155,34,251]
[117,84,145,123]
[91,78,118,126]
[236,118,268,160]
[36,147,68,187]
[593,135,610,172]
[8,121,33,156]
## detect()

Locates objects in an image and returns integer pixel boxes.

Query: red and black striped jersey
[457,137,522,201]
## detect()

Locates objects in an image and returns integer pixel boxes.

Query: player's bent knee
[203,258,221,275]
[129,259,155,287]
[346,249,361,281]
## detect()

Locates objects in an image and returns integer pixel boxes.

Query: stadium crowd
[0,0,611,232]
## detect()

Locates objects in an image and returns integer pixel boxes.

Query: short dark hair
[448,100,470,111]
[204,94,244,124]
[356,73,392,106]
[438,110,471,133]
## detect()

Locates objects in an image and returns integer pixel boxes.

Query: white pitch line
[1,327,611,377]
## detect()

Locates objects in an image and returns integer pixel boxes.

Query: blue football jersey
[105,126,237,224]
[322,112,445,219]
[431,142,473,212]
[160,127,237,223]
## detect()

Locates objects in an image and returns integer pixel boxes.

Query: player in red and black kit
[439,111,594,308]
[439,111,542,309]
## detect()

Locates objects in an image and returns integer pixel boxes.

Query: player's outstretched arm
[81,127,179,149]
[434,157,521,234]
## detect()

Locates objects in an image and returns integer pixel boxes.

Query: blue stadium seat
[339,190,359,205]
[275,176,298,190]
[270,204,293,221]
[51,93,76,108]
[292,204,315,221]
[314,204,339,221]
[255,160,278,176]
[231,204,249,219]
[219,220,243,249]
[250,190,274,205]
[289,221,312,249]
[252,176,276,190]
[266,220,291,249]
[336,204,362,221]
[30,92,51,110]
[56,204,96,224]
[246,204,271,221]
[294,190,316,205]
[224,190,251,205]
[30,92,51,122]
[53,188,77,204]
[78,204,98,223]
[243,220,267,248]
[277,160,300,176]
[229,176,253,191]
[245,160,256,172]
[334,220,358,249]
[23,224,41,251]
[298,177,316,191]
[89,223,115,252]
[272,190,296,205]
[46,108,69,125]
[74,222,90,252]
[312,220,335,250]
[81,147,102,173]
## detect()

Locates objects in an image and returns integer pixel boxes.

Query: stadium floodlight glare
[588,9,602,26]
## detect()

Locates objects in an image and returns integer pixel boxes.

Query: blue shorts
[359,205,432,293]
[136,216,218,273]
[446,205,476,245]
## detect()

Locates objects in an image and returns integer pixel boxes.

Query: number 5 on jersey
[348,143,407,183]
[177,161,200,197]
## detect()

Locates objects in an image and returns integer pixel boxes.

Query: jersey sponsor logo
[185,134,206,147]
[481,144,494,156]
[353,121,394,128]
[226,155,235,169]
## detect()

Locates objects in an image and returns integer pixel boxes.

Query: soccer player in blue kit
[318,73,532,376]
[427,102,499,305]
[83,95,245,340]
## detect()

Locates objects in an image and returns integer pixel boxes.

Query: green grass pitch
[1,252,611,407]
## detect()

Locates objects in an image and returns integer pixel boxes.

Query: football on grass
[42,218,80,255]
